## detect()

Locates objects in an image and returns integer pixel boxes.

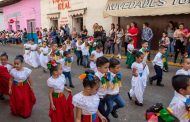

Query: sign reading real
[106,0,190,10]
[52,0,70,10]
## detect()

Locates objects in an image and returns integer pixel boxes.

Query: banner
[104,0,190,17]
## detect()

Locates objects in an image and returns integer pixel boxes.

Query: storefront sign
[104,0,190,17]
[60,17,69,25]
[52,0,71,10]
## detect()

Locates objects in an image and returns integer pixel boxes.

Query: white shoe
[118,55,121,59]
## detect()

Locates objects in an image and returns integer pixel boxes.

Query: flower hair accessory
[79,73,95,81]
[47,60,57,70]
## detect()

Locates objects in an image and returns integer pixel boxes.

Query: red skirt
[10,83,36,118]
[49,95,68,122]
[0,66,10,95]
[82,114,99,122]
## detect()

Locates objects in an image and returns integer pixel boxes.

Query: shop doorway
[73,17,83,32]
[27,19,38,43]
[50,19,58,29]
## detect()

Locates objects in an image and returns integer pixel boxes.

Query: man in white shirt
[169,75,190,122]
[149,45,167,87]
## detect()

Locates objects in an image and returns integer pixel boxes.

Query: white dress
[47,74,66,93]
[129,62,149,103]
[10,67,32,82]
[90,50,103,72]
[73,92,100,115]
[39,46,49,69]
[23,43,31,65]
[28,44,40,68]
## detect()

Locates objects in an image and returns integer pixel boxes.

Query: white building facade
[40,0,118,35]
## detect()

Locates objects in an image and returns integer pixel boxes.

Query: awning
[68,8,86,17]
[47,12,60,19]
[104,0,190,17]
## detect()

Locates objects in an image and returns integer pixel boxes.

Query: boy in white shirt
[149,45,167,87]
[176,58,190,75]
[59,51,74,88]
[82,41,90,68]
[169,75,190,122]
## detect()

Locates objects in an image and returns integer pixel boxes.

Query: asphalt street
[0,45,179,122]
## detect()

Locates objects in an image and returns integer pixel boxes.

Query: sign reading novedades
[106,0,190,10]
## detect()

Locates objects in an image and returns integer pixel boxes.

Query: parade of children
[2,23,190,122]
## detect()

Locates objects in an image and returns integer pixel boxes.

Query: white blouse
[176,69,190,75]
[0,63,13,72]
[47,74,66,93]
[40,46,49,55]
[24,43,31,54]
[30,44,38,51]
[10,67,32,82]
[91,50,103,60]
[73,92,100,115]
[131,62,144,75]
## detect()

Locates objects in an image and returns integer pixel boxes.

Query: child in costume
[176,58,190,75]
[9,55,36,118]
[59,43,67,59]
[82,41,90,68]
[47,62,73,122]
[39,41,49,72]
[126,39,135,69]
[104,58,126,119]
[58,51,74,88]
[149,45,167,87]
[76,36,83,66]
[73,69,107,122]
[0,52,12,100]
[90,45,104,72]
[128,51,149,106]
[23,40,31,65]
[139,40,149,65]
[160,32,170,72]
[169,75,190,122]
[95,56,110,120]
[28,40,40,68]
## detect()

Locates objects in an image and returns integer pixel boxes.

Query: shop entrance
[73,16,83,32]
[50,19,58,29]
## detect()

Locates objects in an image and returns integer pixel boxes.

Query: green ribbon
[159,109,175,122]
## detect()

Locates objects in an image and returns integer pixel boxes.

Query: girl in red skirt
[0,52,12,100]
[9,55,36,118]
[47,62,73,122]
[73,70,107,122]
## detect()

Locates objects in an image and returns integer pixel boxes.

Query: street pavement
[0,45,179,122]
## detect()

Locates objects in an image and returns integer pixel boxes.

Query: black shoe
[128,92,132,100]
[135,101,143,106]
[64,84,68,86]
[0,94,5,100]
[149,78,153,85]
[163,68,168,72]
[111,110,118,118]
[157,83,164,87]
[70,85,75,88]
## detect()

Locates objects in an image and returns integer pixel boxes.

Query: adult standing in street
[141,22,153,60]
[166,21,176,57]
[81,26,88,40]
[22,28,27,44]
[115,24,124,59]
[128,22,139,49]
[109,23,116,57]
[124,24,131,55]
[173,23,188,63]
[100,26,106,53]
[64,24,70,38]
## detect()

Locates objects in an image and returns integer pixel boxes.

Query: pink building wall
[3,0,41,31]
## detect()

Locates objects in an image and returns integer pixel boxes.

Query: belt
[43,53,48,56]
[13,80,28,86]
[31,50,36,51]
[106,94,119,96]
[25,48,30,50]
[52,92,64,98]
[139,73,143,77]
[82,113,97,121]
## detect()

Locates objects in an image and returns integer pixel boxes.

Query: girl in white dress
[73,70,107,122]
[28,40,40,68]
[9,55,36,118]
[23,41,31,65]
[90,46,103,72]
[39,41,49,72]
[47,62,73,122]
[65,38,72,52]
[0,52,12,99]
[128,51,149,106]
